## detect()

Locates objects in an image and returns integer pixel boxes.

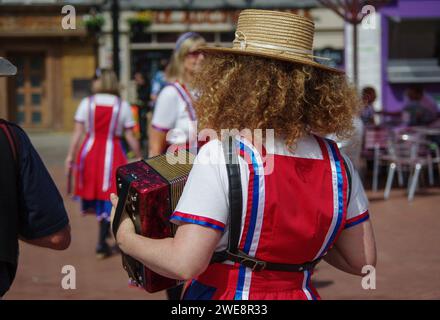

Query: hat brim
[199,46,344,74]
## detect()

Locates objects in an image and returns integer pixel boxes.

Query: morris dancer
[66,69,141,259]
[112,10,376,300]
[149,32,206,157]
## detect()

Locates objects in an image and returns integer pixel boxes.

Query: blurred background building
[346,0,440,114]
[0,0,345,131]
[0,0,101,130]
[1,0,440,131]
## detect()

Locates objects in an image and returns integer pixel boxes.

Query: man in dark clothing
[0,57,71,298]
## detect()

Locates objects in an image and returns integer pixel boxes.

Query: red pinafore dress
[74,95,127,220]
[181,136,350,300]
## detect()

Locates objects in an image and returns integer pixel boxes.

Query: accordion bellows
[116,150,194,292]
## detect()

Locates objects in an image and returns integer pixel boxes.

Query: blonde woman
[149,32,205,156]
[66,69,141,259]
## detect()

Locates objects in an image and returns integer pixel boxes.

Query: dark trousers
[97,220,110,251]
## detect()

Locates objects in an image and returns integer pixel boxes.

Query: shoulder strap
[170,82,196,122]
[0,120,19,166]
[342,156,352,206]
[210,135,325,272]
[210,136,243,263]
[222,135,243,255]
[321,136,352,207]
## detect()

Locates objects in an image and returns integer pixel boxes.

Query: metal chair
[361,126,394,191]
[383,133,440,201]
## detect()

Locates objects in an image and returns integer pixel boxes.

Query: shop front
[0,4,97,131]
[381,0,440,113]
[353,0,440,114]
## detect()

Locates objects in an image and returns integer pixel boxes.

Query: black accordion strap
[112,179,130,238]
[222,135,243,255]
[211,136,323,273]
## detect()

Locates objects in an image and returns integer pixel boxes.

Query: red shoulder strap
[0,120,19,163]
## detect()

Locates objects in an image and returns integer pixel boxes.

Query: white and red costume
[74,94,135,220]
[170,135,370,300]
[151,81,197,147]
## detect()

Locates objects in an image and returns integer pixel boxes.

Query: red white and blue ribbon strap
[172,82,197,121]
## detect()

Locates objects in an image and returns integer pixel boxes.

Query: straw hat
[199,9,343,74]
[0,57,17,77]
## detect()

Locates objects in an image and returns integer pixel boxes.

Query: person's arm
[15,126,71,250]
[324,219,376,275]
[124,128,142,159]
[20,225,71,251]
[324,154,376,276]
[65,122,84,174]
[112,199,221,280]
[112,140,228,279]
[148,125,168,157]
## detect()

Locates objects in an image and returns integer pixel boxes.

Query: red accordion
[113,151,194,293]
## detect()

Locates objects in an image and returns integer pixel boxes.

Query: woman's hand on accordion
[110,193,135,245]
[109,194,222,281]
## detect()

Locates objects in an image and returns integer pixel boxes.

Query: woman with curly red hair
[112,10,376,300]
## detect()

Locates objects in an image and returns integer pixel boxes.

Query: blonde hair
[92,69,120,96]
[166,34,205,83]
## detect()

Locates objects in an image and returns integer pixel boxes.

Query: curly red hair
[192,53,359,148]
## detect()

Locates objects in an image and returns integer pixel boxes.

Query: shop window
[389,18,440,59]
[32,112,42,124]
[30,75,42,87]
[31,94,41,106]
[388,18,440,83]
[16,93,24,107]
[30,56,43,71]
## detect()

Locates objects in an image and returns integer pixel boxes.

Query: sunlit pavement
[5,132,440,299]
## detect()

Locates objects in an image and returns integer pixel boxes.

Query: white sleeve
[343,154,370,229]
[151,85,179,132]
[74,98,89,123]
[170,140,229,232]
[120,101,136,129]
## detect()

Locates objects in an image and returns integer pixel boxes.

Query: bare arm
[21,225,71,251]
[148,125,168,157]
[124,128,142,159]
[324,220,376,276]
[119,224,221,280]
[65,122,84,174]
[110,194,221,280]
